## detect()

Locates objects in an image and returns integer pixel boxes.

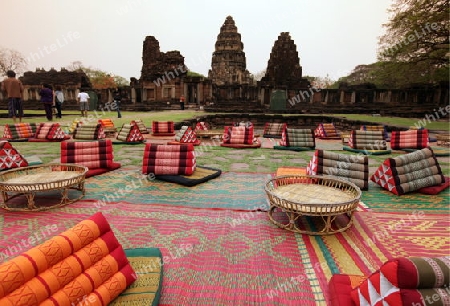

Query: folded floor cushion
[142,143,196,175]
[307,149,369,190]
[390,129,429,150]
[329,257,450,306]
[222,125,254,145]
[0,212,136,306]
[116,122,144,142]
[61,139,121,178]
[173,126,199,143]
[152,121,175,136]
[153,166,222,187]
[314,123,340,139]
[2,123,37,140]
[29,122,69,142]
[73,123,106,140]
[0,141,28,170]
[262,122,287,138]
[370,147,445,195]
[418,176,450,195]
[279,128,315,148]
[348,130,387,150]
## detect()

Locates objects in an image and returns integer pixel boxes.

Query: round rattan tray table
[265,175,361,235]
[0,164,88,212]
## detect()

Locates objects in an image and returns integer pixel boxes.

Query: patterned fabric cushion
[222,125,254,144]
[307,149,368,190]
[117,122,144,142]
[134,119,149,134]
[0,212,136,306]
[360,125,389,140]
[0,141,28,170]
[33,123,68,140]
[73,123,106,140]
[418,176,450,195]
[69,119,83,134]
[348,130,387,150]
[314,123,340,138]
[61,139,121,178]
[279,128,315,148]
[155,166,222,187]
[328,274,366,306]
[2,123,37,139]
[351,257,450,305]
[263,123,287,138]
[195,122,209,131]
[99,118,115,129]
[152,121,175,135]
[142,143,196,175]
[174,126,198,143]
[370,147,445,195]
[390,129,429,150]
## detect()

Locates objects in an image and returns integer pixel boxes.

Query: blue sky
[1,0,392,81]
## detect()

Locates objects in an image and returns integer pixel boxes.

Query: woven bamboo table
[104,127,117,138]
[196,130,261,139]
[437,134,450,147]
[0,164,88,211]
[265,175,361,235]
[195,130,224,139]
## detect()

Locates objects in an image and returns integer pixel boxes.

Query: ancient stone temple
[133,35,212,109]
[1,68,92,110]
[139,36,187,103]
[208,16,256,102]
[259,32,310,110]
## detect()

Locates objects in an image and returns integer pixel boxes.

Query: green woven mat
[111,248,163,306]
[84,169,269,210]
[362,181,449,213]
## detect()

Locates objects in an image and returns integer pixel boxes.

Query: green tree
[377,0,449,84]
[66,61,129,89]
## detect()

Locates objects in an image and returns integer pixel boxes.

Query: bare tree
[65,60,84,72]
[0,47,28,76]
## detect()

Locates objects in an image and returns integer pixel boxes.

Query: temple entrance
[187,84,197,104]
[270,90,287,110]
[87,91,98,111]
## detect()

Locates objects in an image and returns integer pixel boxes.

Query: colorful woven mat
[304,211,450,279]
[0,202,328,305]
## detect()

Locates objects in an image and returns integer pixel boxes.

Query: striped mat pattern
[0,202,447,305]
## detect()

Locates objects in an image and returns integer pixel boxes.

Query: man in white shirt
[77,89,90,117]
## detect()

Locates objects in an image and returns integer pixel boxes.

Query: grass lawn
[1,110,448,176]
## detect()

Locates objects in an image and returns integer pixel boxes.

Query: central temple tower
[208,16,255,102]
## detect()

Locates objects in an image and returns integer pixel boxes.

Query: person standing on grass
[77,88,90,117]
[179,94,185,110]
[113,89,122,118]
[1,70,24,123]
[54,86,64,118]
[39,84,54,121]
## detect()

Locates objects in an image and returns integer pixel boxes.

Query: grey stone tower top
[208,16,251,86]
[263,32,304,86]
